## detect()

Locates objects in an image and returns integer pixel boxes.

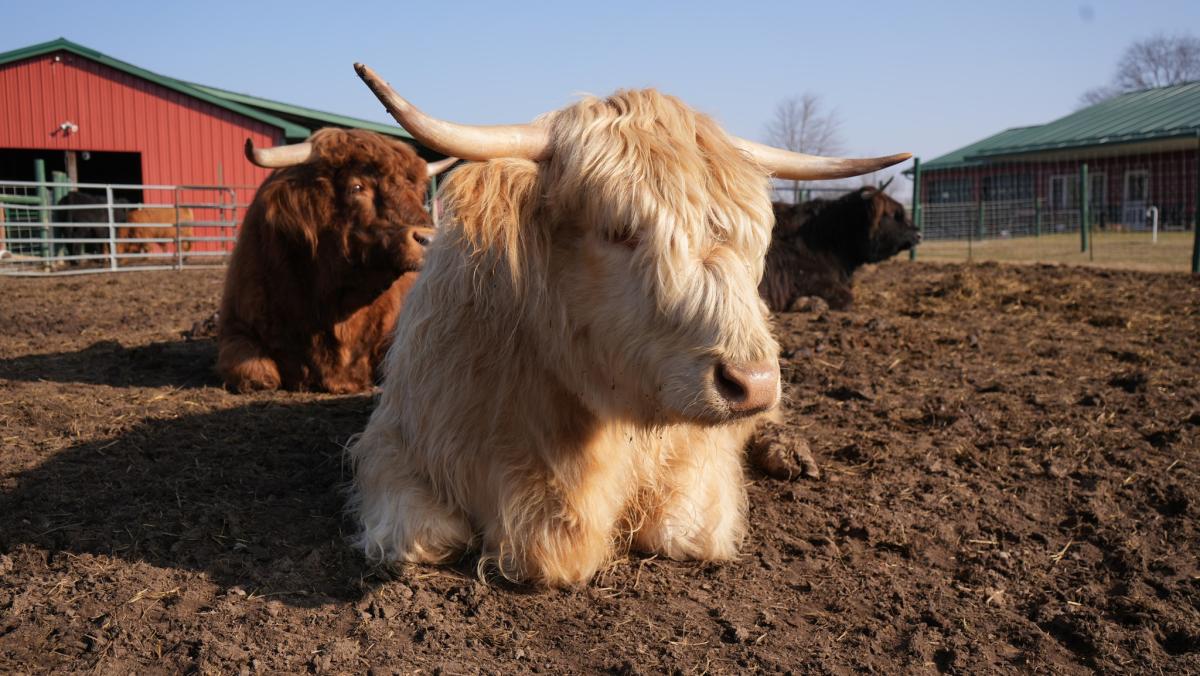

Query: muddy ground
[0,261,1197,674]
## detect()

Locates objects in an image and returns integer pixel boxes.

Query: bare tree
[765,94,843,156]
[765,94,843,202]
[1079,84,1122,107]
[1079,33,1200,107]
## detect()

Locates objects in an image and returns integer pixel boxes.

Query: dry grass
[915,231,1196,272]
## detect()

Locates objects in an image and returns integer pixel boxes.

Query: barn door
[1122,170,1149,230]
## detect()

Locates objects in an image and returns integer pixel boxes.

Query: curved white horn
[355,63,551,161]
[245,139,315,168]
[426,156,459,177]
[734,138,911,181]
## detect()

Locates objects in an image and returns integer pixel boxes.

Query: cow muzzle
[713,359,780,417]
[390,224,436,273]
[410,226,435,248]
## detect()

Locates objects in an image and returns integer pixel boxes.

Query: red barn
[0,38,435,267]
[913,83,1200,240]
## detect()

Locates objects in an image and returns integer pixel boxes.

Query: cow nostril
[714,363,748,404]
[713,360,780,415]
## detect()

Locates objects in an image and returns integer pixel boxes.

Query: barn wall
[0,50,279,199]
[922,150,1198,221]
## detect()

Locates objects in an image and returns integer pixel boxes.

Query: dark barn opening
[0,148,144,203]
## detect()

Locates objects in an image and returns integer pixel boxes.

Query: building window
[982,174,1033,201]
[1124,170,1149,204]
[1049,175,1076,209]
[1121,170,1150,229]
[1089,173,1106,207]
[1048,172,1105,211]
[927,177,972,203]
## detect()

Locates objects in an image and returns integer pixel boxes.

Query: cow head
[356,65,908,425]
[246,129,456,274]
[861,187,921,262]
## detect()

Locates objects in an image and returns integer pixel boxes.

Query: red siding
[0,49,279,195]
[921,150,1199,225]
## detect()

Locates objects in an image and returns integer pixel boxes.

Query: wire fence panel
[0,180,255,275]
[910,146,1200,272]
[771,181,855,205]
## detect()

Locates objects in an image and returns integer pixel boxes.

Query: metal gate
[0,179,255,276]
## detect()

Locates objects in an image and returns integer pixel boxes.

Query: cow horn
[245,139,315,168]
[355,63,551,161]
[426,156,459,177]
[734,138,911,181]
[879,176,896,191]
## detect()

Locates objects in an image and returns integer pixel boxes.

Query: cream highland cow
[349,63,909,586]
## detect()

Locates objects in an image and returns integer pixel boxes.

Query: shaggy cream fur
[349,89,781,586]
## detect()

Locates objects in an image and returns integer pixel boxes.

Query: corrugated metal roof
[0,38,415,143]
[919,126,1042,171]
[922,81,1200,171]
[185,82,413,141]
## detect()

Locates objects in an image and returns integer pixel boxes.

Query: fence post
[175,187,183,270]
[1034,196,1042,237]
[34,159,50,267]
[51,171,70,205]
[105,185,117,270]
[1080,163,1090,253]
[1193,142,1200,273]
[909,157,921,261]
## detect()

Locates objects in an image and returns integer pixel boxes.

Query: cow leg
[350,431,472,565]
[748,419,821,480]
[217,334,282,392]
[484,486,625,586]
[317,353,374,394]
[481,441,637,586]
[634,424,752,561]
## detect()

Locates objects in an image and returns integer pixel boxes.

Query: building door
[1048,175,1077,232]
[1123,170,1149,229]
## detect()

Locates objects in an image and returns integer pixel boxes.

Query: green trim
[1079,164,1090,253]
[908,157,921,261]
[185,81,413,141]
[1193,140,1200,274]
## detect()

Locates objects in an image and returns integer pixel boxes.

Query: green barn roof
[185,81,413,141]
[0,38,413,144]
[923,81,1200,171]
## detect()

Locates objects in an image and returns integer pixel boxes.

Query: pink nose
[714,360,779,415]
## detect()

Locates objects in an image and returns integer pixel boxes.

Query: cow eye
[351,182,365,193]
[603,230,640,251]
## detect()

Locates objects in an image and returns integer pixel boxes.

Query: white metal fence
[0,180,254,276]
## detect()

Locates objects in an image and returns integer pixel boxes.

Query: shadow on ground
[0,339,220,389]
[0,397,382,607]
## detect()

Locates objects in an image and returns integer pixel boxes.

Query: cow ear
[409,156,427,188]
[865,190,885,231]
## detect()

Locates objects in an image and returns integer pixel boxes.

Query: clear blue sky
[4,1,1198,177]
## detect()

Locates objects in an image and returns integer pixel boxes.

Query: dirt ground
[1,261,1197,674]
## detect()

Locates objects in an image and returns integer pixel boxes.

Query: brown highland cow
[217,128,454,393]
